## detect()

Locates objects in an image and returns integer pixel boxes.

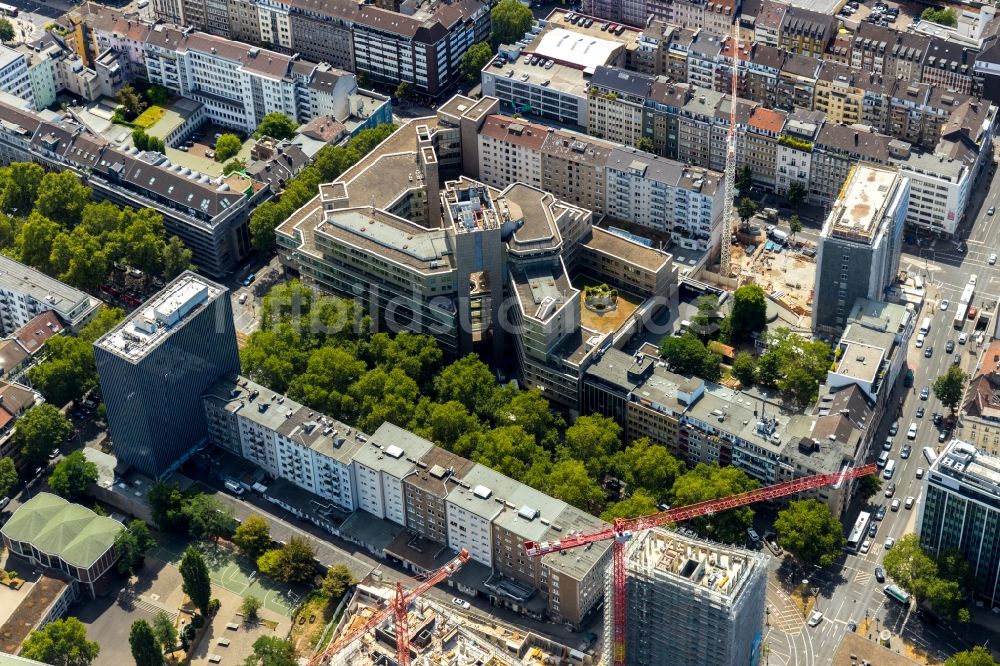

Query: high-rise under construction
[609,528,768,666]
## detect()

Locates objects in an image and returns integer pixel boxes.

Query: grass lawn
[134,105,167,129]
[290,593,338,654]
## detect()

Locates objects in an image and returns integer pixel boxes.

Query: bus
[956,280,976,329]
[0,3,17,16]
[885,584,911,605]
[847,511,871,552]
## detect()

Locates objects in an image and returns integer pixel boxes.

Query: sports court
[153,536,302,617]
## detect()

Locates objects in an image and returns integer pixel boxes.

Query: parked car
[885,537,896,549]
[452,597,471,610]
[889,421,899,436]
[940,300,949,311]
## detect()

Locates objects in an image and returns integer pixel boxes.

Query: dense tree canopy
[611,438,683,502]
[601,489,659,521]
[659,333,722,381]
[670,464,758,544]
[320,565,356,600]
[461,42,494,82]
[0,456,16,497]
[16,404,72,468]
[129,620,164,666]
[490,0,532,47]
[946,647,998,666]
[115,519,157,575]
[254,113,299,140]
[257,537,317,584]
[882,534,970,618]
[233,515,272,559]
[48,451,98,500]
[214,134,242,162]
[244,636,298,666]
[774,500,845,567]
[21,618,100,666]
[730,284,768,341]
[934,365,968,414]
[756,328,832,407]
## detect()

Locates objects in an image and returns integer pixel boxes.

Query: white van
[920,317,931,335]
[916,333,925,348]
[883,459,896,480]
[914,276,924,290]
[877,451,889,468]
[224,480,245,496]
[923,446,937,465]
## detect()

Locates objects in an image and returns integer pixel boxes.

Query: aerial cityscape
[0,0,998,664]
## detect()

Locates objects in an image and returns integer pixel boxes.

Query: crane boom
[307,549,470,666]
[523,464,878,666]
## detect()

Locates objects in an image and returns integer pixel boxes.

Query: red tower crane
[307,549,471,666]
[524,464,878,666]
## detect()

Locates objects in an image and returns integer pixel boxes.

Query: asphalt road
[764,154,1000,665]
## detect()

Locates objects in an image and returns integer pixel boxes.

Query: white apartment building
[894,150,970,235]
[445,465,502,567]
[605,147,723,253]
[0,255,100,336]
[476,114,546,189]
[0,45,34,110]
[353,424,434,526]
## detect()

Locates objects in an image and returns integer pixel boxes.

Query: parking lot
[840,0,917,30]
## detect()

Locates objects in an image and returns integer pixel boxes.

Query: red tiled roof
[748,107,786,134]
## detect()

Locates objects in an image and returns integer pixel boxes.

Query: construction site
[734,230,817,323]
[327,585,590,666]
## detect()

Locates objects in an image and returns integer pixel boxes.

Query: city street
[762,157,1000,665]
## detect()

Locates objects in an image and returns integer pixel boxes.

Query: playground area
[152,536,303,618]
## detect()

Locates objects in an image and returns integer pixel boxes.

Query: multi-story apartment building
[94,272,240,478]
[204,375,611,627]
[685,29,724,91]
[960,341,1000,454]
[752,0,787,48]
[850,23,929,84]
[774,109,821,197]
[777,5,834,58]
[642,79,690,159]
[896,150,972,237]
[0,255,100,336]
[632,20,675,77]
[477,115,546,190]
[813,164,909,334]
[808,123,904,205]
[587,66,652,147]
[813,62,864,126]
[920,440,1000,607]
[742,43,784,108]
[775,52,821,112]
[743,106,784,189]
[226,0,261,45]
[657,0,738,34]
[921,37,977,95]
[677,88,724,168]
[540,129,612,215]
[0,46,35,110]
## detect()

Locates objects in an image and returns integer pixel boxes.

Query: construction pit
[328,586,590,666]
[736,240,817,321]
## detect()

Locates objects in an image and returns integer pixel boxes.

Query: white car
[861,539,872,553]
[452,597,471,610]
[807,611,824,627]
[905,496,915,510]
[960,332,968,345]
[907,423,918,440]
[885,537,895,549]
[990,253,998,265]
[916,467,925,479]
[239,293,248,304]
[940,299,950,311]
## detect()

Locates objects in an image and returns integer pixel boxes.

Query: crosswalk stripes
[127,597,178,620]
[854,571,872,586]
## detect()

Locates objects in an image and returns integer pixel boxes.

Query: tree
[736,164,753,194]
[852,472,882,502]
[758,328,832,406]
[460,42,493,83]
[786,182,806,209]
[395,81,413,101]
[1,161,44,214]
[732,351,756,386]
[737,197,758,227]
[494,388,563,449]
[670,464,759,544]
[28,336,97,406]
[16,211,61,273]
[184,493,236,541]
[921,7,957,27]
[882,534,939,596]
[611,438,683,501]
[50,228,109,291]
[491,0,532,48]
[544,459,605,513]
[215,134,242,162]
[414,400,481,450]
[161,235,193,280]
[180,547,212,616]
[16,404,72,468]
[257,537,316,584]
[115,519,157,575]
[946,647,998,666]
[240,595,262,621]
[233,515,271,559]
[151,612,177,653]
[320,565,356,600]
[0,18,14,43]
[434,354,497,418]
[731,283,767,341]
[636,136,654,153]
[788,214,803,240]
[774,499,845,567]
[254,113,299,140]
[601,489,659,521]
[934,364,968,415]
[244,636,297,666]
[35,171,90,228]
[129,620,164,666]
[147,84,170,105]
[559,414,621,478]
[21,618,100,666]
[465,425,549,482]
[659,333,721,380]
[48,451,98,500]
[690,294,721,338]
[0,456,16,497]
[117,84,146,119]
[147,482,189,532]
